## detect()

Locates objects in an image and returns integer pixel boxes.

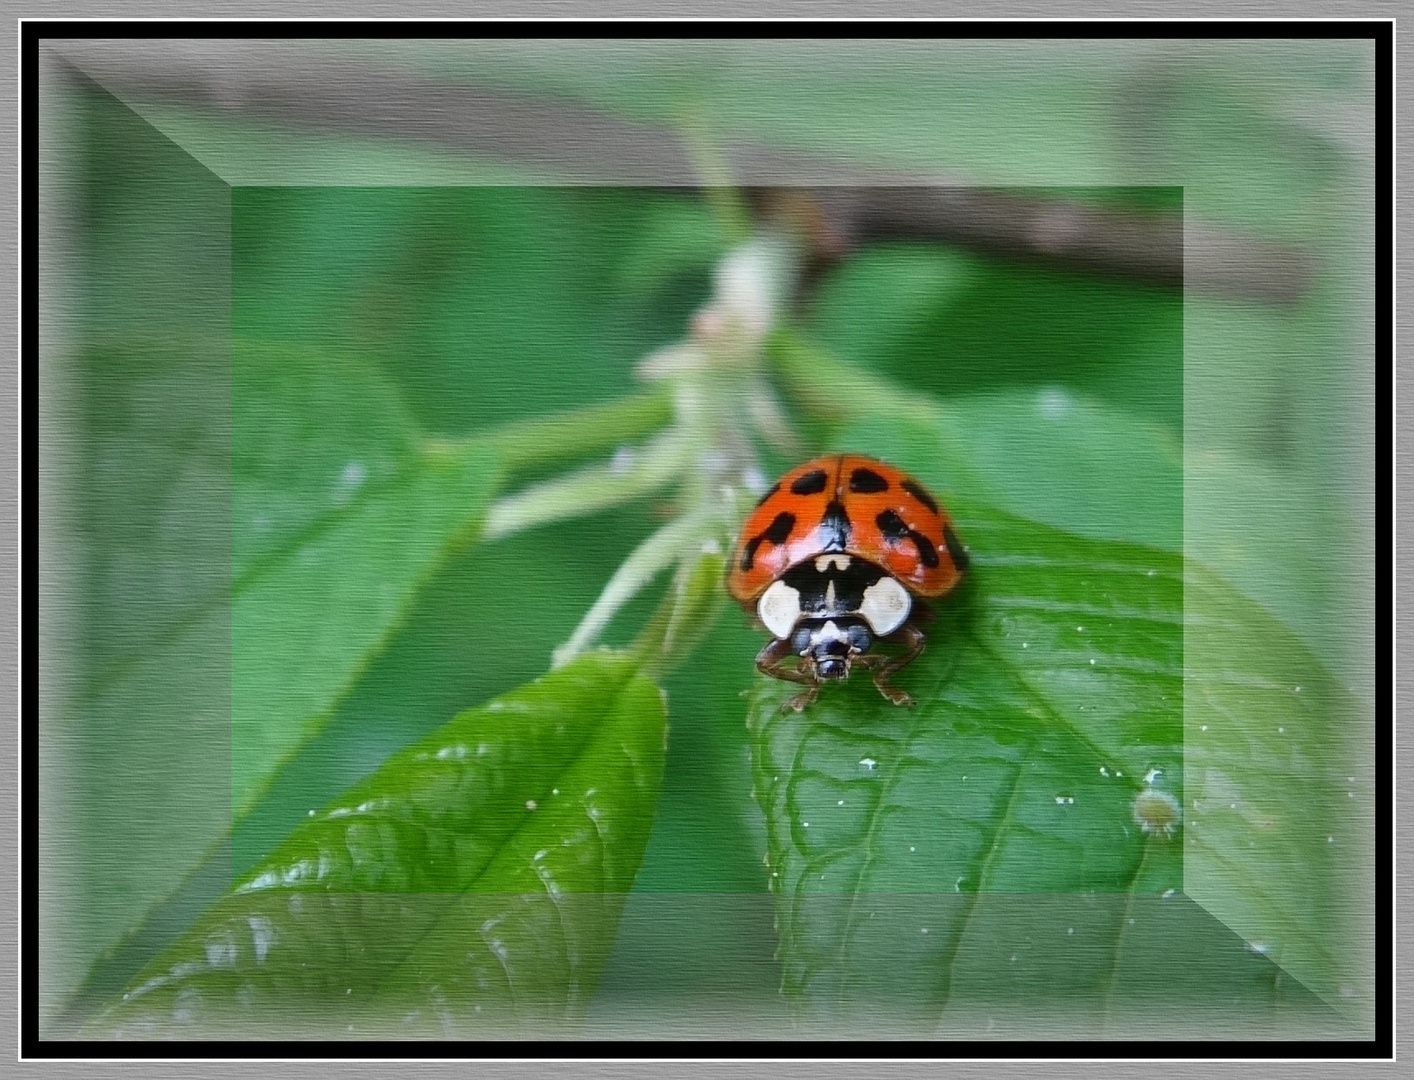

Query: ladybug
[728,454,967,712]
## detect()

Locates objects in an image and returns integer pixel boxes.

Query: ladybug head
[790,617,874,683]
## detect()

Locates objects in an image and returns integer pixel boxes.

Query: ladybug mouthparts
[791,615,872,680]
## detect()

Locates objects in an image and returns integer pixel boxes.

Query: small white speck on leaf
[1038,387,1070,417]
[333,460,367,504]
[609,446,637,475]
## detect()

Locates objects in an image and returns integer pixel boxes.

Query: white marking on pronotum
[815,553,851,572]
[757,579,803,638]
[824,580,837,608]
[859,575,911,636]
[816,620,847,645]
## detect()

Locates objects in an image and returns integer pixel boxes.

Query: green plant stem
[551,505,716,669]
[679,116,755,244]
[766,325,938,429]
[425,387,674,479]
[630,548,731,682]
[482,429,695,540]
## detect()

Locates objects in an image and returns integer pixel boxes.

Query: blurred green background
[40,38,1377,1034]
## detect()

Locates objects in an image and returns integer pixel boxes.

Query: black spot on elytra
[818,498,851,552]
[943,523,969,572]
[790,469,829,496]
[849,467,889,494]
[739,536,763,572]
[877,508,940,568]
[911,531,940,568]
[741,511,798,572]
[876,508,909,540]
[902,479,939,514]
[762,511,796,545]
[755,481,780,507]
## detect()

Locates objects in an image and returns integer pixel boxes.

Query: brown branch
[49,39,1315,304]
[750,187,1314,304]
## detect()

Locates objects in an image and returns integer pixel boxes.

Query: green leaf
[232,342,419,578]
[54,86,236,1014]
[1182,560,1367,1014]
[807,241,1183,432]
[746,495,1355,1030]
[582,624,792,1028]
[1184,444,1355,684]
[231,341,497,816]
[930,390,1182,551]
[63,500,678,1025]
[776,324,1358,689]
[83,654,666,1038]
[771,330,1182,551]
[610,194,729,297]
[233,187,714,440]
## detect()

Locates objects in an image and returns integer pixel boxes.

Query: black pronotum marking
[754,481,780,507]
[780,557,887,619]
[901,479,939,514]
[739,510,796,572]
[790,469,829,496]
[818,498,851,552]
[943,523,969,572]
[876,508,940,568]
[849,467,889,494]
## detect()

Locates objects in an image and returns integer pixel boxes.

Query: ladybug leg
[858,623,925,707]
[756,637,820,713]
[781,685,819,713]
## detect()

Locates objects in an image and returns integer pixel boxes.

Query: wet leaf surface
[747,498,1356,1031]
[83,654,665,1038]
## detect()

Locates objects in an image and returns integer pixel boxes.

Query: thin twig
[51,40,1315,303]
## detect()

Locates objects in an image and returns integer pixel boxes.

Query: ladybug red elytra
[727,454,967,712]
